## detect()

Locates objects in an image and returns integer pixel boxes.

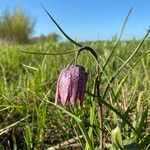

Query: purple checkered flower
[55,65,88,106]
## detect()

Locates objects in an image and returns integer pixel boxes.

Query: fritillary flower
[55,65,87,106]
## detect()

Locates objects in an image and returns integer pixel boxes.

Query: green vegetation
[0,7,35,44]
[32,32,60,43]
[0,38,149,149]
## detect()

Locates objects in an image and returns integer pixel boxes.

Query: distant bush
[32,32,60,43]
[47,32,60,42]
[0,7,35,44]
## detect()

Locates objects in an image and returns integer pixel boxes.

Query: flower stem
[96,65,104,150]
[98,103,103,150]
[74,45,104,149]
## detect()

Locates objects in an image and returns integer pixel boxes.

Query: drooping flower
[55,65,88,106]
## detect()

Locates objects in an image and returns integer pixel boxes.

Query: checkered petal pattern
[55,65,87,106]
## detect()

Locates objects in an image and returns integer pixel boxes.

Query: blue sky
[0,0,150,40]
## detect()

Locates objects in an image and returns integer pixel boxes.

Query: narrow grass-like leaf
[101,7,132,76]
[142,58,150,82]
[137,108,148,135]
[71,122,85,149]
[86,91,138,135]
[111,29,149,82]
[111,126,123,149]
[139,134,150,149]
[78,122,94,150]
[24,125,33,150]
[0,116,29,136]
[41,4,83,47]
[20,50,75,55]
[132,50,150,68]
[113,74,128,103]
[85,80,97,149]
[43,99,94,149]
[12,132,17,150]
[22,64,39,71]
[43,99,82,123]
[102,29,150,101]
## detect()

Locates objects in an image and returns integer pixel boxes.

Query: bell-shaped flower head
[55,65,87,106]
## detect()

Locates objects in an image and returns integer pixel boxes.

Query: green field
[0,38,150,149]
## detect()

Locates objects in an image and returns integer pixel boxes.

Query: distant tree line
[31,32,60,43]
[0,6,60,44]
[0,7,35,44]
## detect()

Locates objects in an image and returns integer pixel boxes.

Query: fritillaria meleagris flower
[55,65,88,106]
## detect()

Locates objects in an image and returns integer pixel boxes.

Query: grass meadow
[0,38,150,149]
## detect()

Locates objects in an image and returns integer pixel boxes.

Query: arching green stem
[75,46,104,149]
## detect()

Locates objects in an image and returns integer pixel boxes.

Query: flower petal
[58,68,72,105]
[69,66,80,105]
[55,65,88,106]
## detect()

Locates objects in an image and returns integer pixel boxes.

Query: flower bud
[55,65,87,106]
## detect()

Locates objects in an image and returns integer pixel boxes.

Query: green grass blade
[111,29,150,82]
[20,50,75,55]
[43,99,82,123]
[86,91,138,135]
[41,4,83,47]
[43,99,94,149]
[78,122,94,150]
[102,29,150,100]
[101,7,132,75]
